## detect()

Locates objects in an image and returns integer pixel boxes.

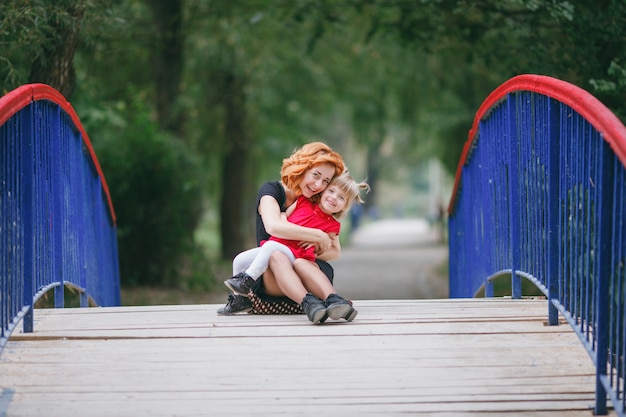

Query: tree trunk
[361,98,386,216]
[145,0,184,135]
[28,5,85,99]
[365,142,381,215]
[219,70,249,260]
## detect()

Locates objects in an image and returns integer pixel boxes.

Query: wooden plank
[4,395,576,414]
[0,299,616,416]
[12,299,571,340]
[7,322,576,340]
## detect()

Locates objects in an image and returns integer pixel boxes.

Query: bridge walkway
[0,298,613,416]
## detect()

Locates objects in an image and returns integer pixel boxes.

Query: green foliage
[2,0,626,291]
[0,1,65,90]
[92,97,206,287]
[590,61,626,120]
[0,0,118,94]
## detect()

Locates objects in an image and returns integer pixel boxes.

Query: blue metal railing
[448,74,626,415]
[1,84,120,355]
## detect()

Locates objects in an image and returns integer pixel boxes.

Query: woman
[225,171,370,321]
[218,142,356,323]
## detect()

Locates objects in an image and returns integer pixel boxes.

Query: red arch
[448,74,626,214]
[0,84,116,224]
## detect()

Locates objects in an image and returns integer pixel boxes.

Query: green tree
[293,0,626,172]
[145,0,185,134]
[3,0,625,289]
[93,99,204,287]
[0,0,112,97]
[72,0,207,287]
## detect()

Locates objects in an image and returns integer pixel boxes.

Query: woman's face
[300,163,335,199]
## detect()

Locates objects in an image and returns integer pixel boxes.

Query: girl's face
[300,163,335,198]
[319,184,348,215]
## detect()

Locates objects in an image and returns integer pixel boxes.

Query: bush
[94,101,206,287]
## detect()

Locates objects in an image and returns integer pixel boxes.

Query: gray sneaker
[217,294,253,315]
[301,293,328,324]
[225,272,255,297]
[325,294,357,321]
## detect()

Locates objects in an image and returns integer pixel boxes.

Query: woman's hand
[259,195,336,248]
[315,231,333,253]
[316,234,341,261]
[298,231,332,253]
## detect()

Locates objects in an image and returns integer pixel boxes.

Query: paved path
[333,218,449,300]
[205,218,448,305]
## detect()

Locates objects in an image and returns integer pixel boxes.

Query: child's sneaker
[325,294,358,321]
[301,293,328,324]
[224,272,255,297]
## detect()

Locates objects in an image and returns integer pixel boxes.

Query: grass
[474,274,545,298]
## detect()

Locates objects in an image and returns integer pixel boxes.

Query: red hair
[281,142,345,199]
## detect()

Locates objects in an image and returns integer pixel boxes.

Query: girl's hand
[298,240,314,250]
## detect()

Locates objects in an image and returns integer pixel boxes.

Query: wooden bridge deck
[0,298,613,416]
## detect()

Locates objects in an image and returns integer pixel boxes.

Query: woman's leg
[294,258,357,321]
[266,252,327,324]
[264,252,308,303]
[292,259,336,300]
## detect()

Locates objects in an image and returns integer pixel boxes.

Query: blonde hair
[281,142,345,200]
[329,171,370,220]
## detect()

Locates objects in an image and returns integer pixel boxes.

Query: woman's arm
[259,195,333,252]
[316,234,341,261]
[284,200,297,217]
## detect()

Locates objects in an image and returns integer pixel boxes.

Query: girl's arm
[259,195,333,252]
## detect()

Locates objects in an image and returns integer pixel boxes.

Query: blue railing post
[546,98,560,325]
[51,106,65,309]
[594,142,615,415]
[508,94,522,299]
[21,103,34,334]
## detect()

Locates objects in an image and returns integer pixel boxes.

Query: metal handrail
[448,74,626,415]
[0,84,120,355]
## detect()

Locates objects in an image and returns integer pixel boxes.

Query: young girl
[225,171,369,323]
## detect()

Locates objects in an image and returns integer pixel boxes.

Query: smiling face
[299,163,335,199]
[318,184,348,216]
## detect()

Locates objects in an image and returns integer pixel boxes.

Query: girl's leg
[228,243,296,296]
[245,241,295,279]
[227,248,263,296]
[232,248,262,275]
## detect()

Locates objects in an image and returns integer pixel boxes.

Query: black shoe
[217,293,253,316]
[225,272,255,297]
[325,294,358,322]
[301,293,328,324]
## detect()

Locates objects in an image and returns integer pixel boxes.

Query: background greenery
[1,0,625,296]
